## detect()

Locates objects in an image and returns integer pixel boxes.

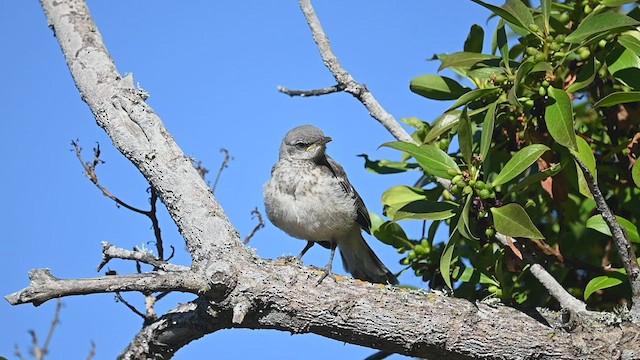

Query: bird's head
[280,125,332,162]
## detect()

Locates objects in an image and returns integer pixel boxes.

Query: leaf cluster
[367,0,640,309]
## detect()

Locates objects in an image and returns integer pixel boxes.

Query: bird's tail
[338,229,398,285]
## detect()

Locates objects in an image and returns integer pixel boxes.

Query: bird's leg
[316,241,337,285]
[297,241,315,260]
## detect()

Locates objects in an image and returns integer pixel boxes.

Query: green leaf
[492,144,550,186]
[508,60,535,106]
[593,91,640,108]
[604,45,640,90]
[566,59,597,93]
[491,203,545,239]
[633,160,640,188]
[574,136,597,199]
[601,0,638,7]
[458,107,473,167]
[546,87,578,151]
[373,221,414,249]
[565,12,640,44]
[458,267,499,286]
[464,24,485,53]
[506,159,567,196]
[440,237,456,289]
[438,52,500,71]
[425,111,461,143]
[586,215,640,243]
[382,185,427,218]
[457,195,479,240]
[541,0,551,35]
[447,87,501,111]
[584,270,626,300]
[470,0,534,30]
[358,154,418,174]
[381,141,460,179]
[394,200,458,221]
[480,101,497,163]
[410,75,470,100]
[618,33,640,57]
[496,20,511,73]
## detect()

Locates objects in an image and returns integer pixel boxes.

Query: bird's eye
[294,142,307,149]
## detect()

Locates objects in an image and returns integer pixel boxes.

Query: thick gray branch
[38,0,245,272]
[5,269,204,306]
[119,260,640,360]
[574,156,640,316]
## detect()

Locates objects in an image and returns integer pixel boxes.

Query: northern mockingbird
[263,125,398,285]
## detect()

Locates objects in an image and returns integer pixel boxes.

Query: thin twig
[211,148,233,195]
[14,299,64,360]
[41,299,63,356]
[97,242,188,273]
[574,155,640,316]
[73,140,166,263]
[243,207,266,244]
[148,188,164,260]
[495,233,587,314]
[71,140,147,215]
[29,330,42,360]
[14,345,27,360]
[294,0,415,144]
[277,84,344,97]
[291,0,453,189]
[115,292,146,320]
[86,341,96,360]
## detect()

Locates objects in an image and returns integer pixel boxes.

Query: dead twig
[211,148,233,195]
[277,84,344,97]
[244,207,266,245]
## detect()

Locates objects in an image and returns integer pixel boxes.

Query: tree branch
[496,233,587,314]
[118,261,640,360]
[294,0,414,144]
[5,269,204,306]
[98,242,189,273]
[574,155,640,316]
[277,84,344,97]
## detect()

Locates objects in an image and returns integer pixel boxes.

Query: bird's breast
[263,161,357,242]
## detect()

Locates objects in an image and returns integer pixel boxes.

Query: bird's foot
[316,265,336,285]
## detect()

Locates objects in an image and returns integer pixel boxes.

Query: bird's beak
[307,137,332,151]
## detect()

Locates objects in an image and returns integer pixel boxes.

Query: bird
[263,125,398,285]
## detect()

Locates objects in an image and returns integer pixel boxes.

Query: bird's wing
[321,155,372,234]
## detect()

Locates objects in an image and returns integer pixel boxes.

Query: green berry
[579,48,591,60]
[529,24,540,32]
[452,175,463,184]
[526,47,538,56]
[485,228,496,237]
[538,86,547,96]
[463,185,473,195]
[479,189,491,199]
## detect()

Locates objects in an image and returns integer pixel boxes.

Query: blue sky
[1,1,488,359]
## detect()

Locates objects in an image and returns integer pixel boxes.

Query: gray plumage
[263,125,398,285]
